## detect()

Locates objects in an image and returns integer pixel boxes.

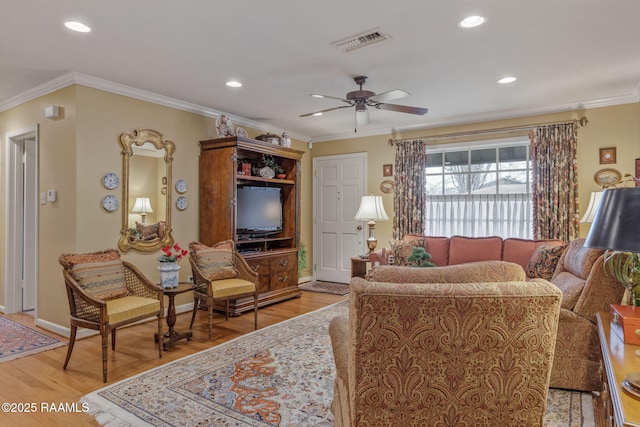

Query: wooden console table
[597,312,640,426]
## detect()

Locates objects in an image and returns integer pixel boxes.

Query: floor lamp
[354,195,389,255]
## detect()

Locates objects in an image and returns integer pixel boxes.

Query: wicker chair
[58,249,164,382]
[188,241,259,340]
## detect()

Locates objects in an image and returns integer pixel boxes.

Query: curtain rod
[388,116,588,145]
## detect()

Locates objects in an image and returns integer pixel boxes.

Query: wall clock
[176,196,188,210]
[102,172,120,190]
[102,194,119,211]
[175,179,188,194]
[594,168,621,187]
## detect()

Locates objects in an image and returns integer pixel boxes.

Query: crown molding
[2,71,638,144]
[0,72,310,143]
[309,92,640,143]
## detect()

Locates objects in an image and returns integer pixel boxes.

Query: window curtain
[393,139,426,239]
[529,123,579,241]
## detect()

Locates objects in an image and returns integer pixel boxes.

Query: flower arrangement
[261,154,284,174]
[157,243,188,263]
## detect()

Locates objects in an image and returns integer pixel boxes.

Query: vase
[158,262,180,288]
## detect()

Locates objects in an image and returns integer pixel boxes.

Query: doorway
[313,153,367,283]
[4,125,39,315]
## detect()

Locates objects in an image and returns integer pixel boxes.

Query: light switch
[40,192,46,205]
[47,189,57,202]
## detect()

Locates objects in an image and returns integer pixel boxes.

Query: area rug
[0,315,65,363]
[82,300,594,427]
[298,280,349,295]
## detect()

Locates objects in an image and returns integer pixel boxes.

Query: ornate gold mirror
[118,129,174,252]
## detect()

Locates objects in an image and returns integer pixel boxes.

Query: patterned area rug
[0,316,65,363]
[298,280,349,295]
[82,301,594,427]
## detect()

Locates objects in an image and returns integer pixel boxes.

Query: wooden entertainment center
[198,136,304,314]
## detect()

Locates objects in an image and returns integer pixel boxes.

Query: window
[425,139,532,238]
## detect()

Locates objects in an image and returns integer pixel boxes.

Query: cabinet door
[270,253,297,290]
[246,258,271,293]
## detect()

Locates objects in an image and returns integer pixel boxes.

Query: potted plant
[157,243,188,288]
[406,246,436,267]
[260,155,285,179]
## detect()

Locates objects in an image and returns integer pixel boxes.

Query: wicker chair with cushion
[188,240,259,340]
[58,249,164,382]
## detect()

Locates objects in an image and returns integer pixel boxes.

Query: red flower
[158,243,187,263]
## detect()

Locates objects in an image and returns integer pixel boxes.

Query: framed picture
[383,164,393,177]
[599,147,616,164]
[594,168,621,187]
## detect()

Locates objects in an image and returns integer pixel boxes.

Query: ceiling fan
[300,76,428,131]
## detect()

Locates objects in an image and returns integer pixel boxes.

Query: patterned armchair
[329,268,562,427]
[59,249,164,382]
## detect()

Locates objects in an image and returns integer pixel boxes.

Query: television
[236,186,283,236]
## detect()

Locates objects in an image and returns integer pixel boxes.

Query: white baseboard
[298,276,313,284]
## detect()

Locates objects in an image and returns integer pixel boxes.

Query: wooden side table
[351,256,370,279]
[155,283,194,351]
[597,312,640,426]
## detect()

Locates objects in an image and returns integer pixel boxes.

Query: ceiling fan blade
[370,89,409,103]
[299,105,352,117]
[377,103,428,115]
[356,107,370,126]
[309,94,351,102]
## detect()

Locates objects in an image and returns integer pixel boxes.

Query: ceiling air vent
[332,28,391,52]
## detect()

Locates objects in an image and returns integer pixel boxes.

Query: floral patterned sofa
[368,234,566,280]
[329,261,562,426]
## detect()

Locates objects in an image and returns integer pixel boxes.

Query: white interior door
[313,153,366,283]
[4,126,38,314]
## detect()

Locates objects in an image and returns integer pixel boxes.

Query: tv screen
[236,186,283,234]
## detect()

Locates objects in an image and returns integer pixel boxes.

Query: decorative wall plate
[176,196,188,210]
[102,194,119,211]
[102,172,120,189]
[594,168,621,187]
[380,180,395,194]
[175,179,188,194]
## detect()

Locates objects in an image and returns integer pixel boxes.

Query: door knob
[357,225,363,230]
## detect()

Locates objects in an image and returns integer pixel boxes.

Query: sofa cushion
[551,272,586,310]
[189,240,238,281]
[448,235,503,265]
[424,236,450,266]
[560,239,604,280]
[503,238,565,271]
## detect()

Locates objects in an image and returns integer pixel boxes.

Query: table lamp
[585,187,640,305]
[354,195,389,254]
[580,191,603,223]
[132,197,153,224]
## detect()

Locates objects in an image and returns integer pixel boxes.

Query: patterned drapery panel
[530,123,579,241]
[393,139,426,239]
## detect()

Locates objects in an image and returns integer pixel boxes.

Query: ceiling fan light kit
[300,76,428,132]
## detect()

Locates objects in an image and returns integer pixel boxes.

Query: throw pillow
[526,244,566,280]
[390,236,427,266]
[69,259,128,300]
[136,221,159,240]
[58,249,121,268]
[189,240,238,281]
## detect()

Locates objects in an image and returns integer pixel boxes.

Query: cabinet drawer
[246,258,271,293]
[270,253,297,290]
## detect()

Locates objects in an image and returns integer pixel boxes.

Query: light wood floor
[0,291,346,427]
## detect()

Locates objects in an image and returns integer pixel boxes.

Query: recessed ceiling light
[459,16,486,28]
[312,112,323,116]
[498,76,517,84]
[225,81,242,88]
[311,94,324,98]
[64,21,91,33]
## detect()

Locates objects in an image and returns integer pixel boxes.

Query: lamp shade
[580,191,603,223]
[354,195,389,221]
[131,197,153,214]
[584,188,640,252]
